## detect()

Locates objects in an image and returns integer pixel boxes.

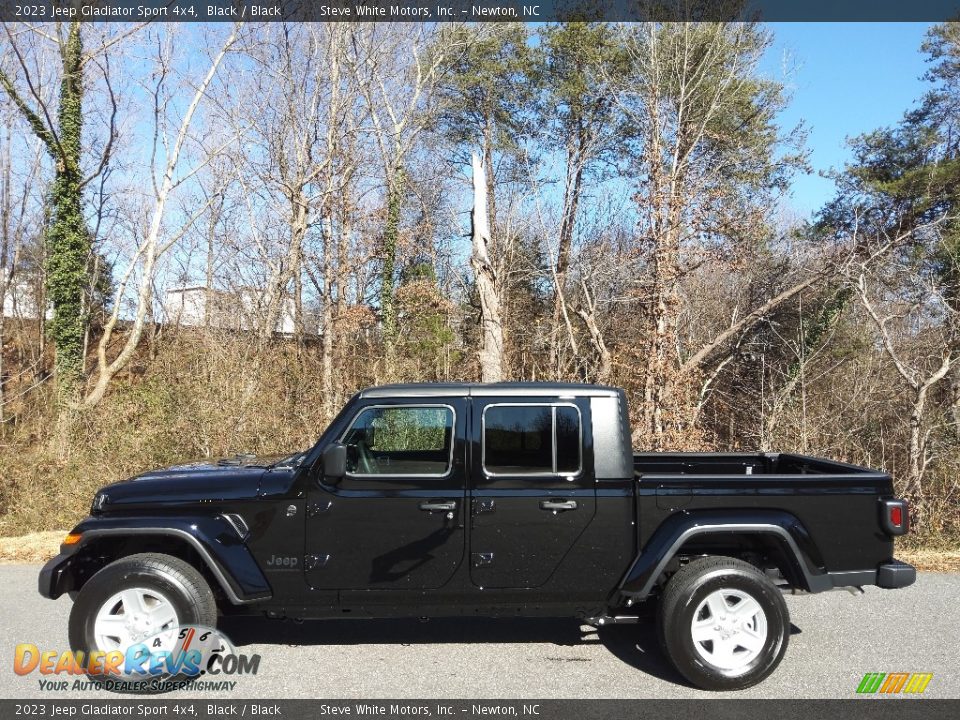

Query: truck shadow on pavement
[218,615,798,687]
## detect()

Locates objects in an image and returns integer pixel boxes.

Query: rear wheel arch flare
[672,532,810,590]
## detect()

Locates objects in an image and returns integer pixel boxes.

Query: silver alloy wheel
[690,588,768,674]
[93,587,180,653]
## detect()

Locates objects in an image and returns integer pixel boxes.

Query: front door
[469,398,596,589]
[305,400,467,590]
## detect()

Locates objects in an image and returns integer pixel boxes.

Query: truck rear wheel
[68,553,217,691]
[656,556,789,691]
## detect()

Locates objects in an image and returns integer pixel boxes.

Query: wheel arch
[40,517,271,606]
[619,510,831,600]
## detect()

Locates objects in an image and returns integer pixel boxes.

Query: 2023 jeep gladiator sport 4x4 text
[39,383,916,690]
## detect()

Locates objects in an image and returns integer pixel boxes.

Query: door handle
[540,499,578,512]
[419,500,457,513]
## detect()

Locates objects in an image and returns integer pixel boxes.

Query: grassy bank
[2,333,958,555]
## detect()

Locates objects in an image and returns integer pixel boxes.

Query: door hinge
[471,552,494,567]
[473,498,495,514]
[307,501,332,517]
[304,554,330,571]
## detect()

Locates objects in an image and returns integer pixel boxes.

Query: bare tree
[608,23,808,447]
[317,24,365,418]
[854,268,958,510]
[346,24,456,372]
[83,26,238,407]
[0,92,48,421]
[226,25,334,346]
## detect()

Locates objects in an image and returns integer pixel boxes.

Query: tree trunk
[0,125,10,424]
[576,305,611,383]
[950,362,960,443]
[380,166,404,375]
[321,213,335,422]
[43,23,88,405]
[643,174,683,447]
[205,207,216,329]
[262,197,308,343]
[906,401,924,503]
[549,138,585,378]
[904,382,933,530]
[471,153,503,383]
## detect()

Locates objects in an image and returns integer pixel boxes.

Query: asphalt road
[1,564,957,700]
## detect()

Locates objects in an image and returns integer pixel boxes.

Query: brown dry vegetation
[1,330,344,535]
[0,321,958,551]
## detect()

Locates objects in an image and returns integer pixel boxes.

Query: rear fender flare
[619,510,830,599]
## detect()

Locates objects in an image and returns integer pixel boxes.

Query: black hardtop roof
[359,382,623,399]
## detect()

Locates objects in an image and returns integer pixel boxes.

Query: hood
[135,453,291,478]
[93,453,295,510]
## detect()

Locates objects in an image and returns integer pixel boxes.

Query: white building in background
[1,279,50,321]
[162,285,302,335]
[162,286,209,327]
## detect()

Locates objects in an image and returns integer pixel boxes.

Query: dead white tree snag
[470,152,503,383]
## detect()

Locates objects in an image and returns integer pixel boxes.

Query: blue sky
[763,23,934,217]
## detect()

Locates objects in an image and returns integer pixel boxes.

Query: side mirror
[321,442,347,481]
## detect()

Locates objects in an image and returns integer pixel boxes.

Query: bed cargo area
[633,452,876,476]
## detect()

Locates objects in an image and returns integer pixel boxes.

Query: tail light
[880,499,910,536]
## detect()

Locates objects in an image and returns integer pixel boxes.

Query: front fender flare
[619,510,830,599]
[39,515,272,605]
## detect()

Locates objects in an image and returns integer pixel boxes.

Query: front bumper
[38,549,78,599]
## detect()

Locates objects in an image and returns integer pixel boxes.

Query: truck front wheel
[68,553,217,666]
[657,556,789,691]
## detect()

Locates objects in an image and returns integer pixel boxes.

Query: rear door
[305,400,467,591]
[468,398,596,589]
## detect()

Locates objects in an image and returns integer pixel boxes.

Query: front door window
[342,405,454,477]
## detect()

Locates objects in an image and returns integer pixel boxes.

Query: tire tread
[69,552,217,652]
[656,554,789,691]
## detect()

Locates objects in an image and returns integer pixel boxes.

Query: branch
[855,272,919,389]
[81,22,149,65]
[0,67,57,153]
[680,272,823,374]
[1,22,65,158]
[80,54,118,189]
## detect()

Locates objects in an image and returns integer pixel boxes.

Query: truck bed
[631,451,896,575]
[634,451,877,476]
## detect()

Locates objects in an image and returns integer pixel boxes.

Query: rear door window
[482,404,581,476]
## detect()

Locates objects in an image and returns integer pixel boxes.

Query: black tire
[69,553,217,693]
[657,555,789,691]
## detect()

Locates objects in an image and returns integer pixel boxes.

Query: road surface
[1,564,957,699]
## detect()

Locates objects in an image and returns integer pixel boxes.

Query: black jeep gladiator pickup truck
[39,383,915,690]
